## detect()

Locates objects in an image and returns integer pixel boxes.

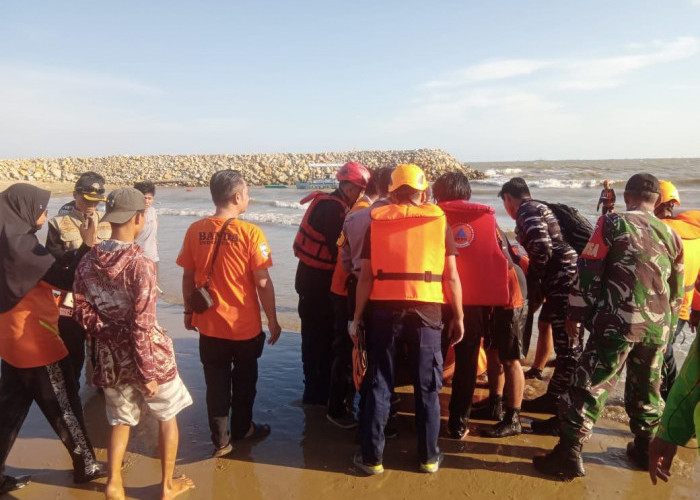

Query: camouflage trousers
[560,332,665,445]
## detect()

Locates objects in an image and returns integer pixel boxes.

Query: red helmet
[336,161,371,188]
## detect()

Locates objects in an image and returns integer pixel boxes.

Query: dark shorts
[484,304,528,361]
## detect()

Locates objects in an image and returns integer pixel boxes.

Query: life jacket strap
[375,270,442,283]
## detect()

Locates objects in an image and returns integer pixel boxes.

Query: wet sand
[5,302,698,499]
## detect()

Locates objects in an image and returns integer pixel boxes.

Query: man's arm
[182,268,196,331]
[130,260,158,386]
[254,268,281,345]
[350,259,374,343]
[442,255,465,346]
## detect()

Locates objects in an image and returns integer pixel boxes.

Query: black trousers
[298,289,334,405]
[0,357,98,481]
[58,316,86,389]
[328,293,355,417]
[199,333,265,448]
[661,320,684,400]
[442,306,489,430]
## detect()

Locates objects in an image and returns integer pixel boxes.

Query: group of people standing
[0,163,697,498]
[293,163,699,480]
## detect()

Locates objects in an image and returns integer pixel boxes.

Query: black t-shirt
[360,217,458,327]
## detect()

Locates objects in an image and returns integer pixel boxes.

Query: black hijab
[0,183,55,313]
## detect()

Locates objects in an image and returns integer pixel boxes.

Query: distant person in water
[0,183,106,496]
[597,180,616,215]
[73,188,194,500]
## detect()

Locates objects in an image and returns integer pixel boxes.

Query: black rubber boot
[470,395,505,421]
[533,438,586,480]
[482,407,522,438]
[522,393,560,414]
[530,416,560,436]
[626,436,651,470]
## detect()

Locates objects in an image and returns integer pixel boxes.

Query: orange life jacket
[439,200,510,306]
[330,199,371,296]
[369,203,446,303]
[662,210,700,320]
[293,191,348,271]
[600,189,615,207]
[0,281,68,368]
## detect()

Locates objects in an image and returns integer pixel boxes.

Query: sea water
[41,158,700,358]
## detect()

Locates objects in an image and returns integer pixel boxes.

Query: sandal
[235,422,271,441]
[0,475,31,494]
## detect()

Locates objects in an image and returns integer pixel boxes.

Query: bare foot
[105,479,125,500]
[161,474,195,500]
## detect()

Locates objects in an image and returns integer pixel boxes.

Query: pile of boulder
[0,149,483,186]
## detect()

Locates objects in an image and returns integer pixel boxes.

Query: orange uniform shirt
[0,281,68,368]
[176,217,273,341]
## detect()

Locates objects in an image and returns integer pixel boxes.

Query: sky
[2,1,700,162]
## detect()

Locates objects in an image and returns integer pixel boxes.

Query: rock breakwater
[0,149,482,187]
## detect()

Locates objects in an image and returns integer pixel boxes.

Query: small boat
[295,163,343,189]
[264,184,288,189]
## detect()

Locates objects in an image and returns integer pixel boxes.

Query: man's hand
[348,319,359,346]
[649,436,677,485]
[565,319,583,339]
[78,212,99,247]
[143,380,158,398]
[184,312,196,331]
[267,319,282,345]
[689,310,699,333]
[448,316,465,346]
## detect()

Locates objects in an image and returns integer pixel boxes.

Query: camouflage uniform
[515,199,578,396]
[562,210,684,444]
[46,201,111,386]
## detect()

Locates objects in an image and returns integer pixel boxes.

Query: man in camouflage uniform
[46,172,111,388]
[533,173,685,480]
[499,178,579,417]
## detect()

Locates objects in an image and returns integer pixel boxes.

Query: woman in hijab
[0,183,106,495]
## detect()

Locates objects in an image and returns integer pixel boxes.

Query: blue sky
[2,1,700,161]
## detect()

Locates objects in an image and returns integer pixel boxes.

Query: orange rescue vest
[663,210,700,320]
[439,200,510,306]
[293,191,348,271]
[369,203,446,304]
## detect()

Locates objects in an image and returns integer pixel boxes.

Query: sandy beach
[3,301,697,500]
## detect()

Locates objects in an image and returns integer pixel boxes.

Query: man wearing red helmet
[294,161,371,405]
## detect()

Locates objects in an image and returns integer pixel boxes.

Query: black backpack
[535,200,594,255]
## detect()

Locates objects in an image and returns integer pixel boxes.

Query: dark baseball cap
[624,173,660,195]
[101,188,146,224]
[74,172,106,202]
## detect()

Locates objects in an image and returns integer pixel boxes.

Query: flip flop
[235,422,271,442]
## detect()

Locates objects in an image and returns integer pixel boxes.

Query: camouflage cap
[624,173,660,195]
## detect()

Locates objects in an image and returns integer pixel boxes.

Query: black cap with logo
[74,172,107,202]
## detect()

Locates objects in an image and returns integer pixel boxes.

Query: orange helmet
[389,163,429,192]
[658,180,680,206]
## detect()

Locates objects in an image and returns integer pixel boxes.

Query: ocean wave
[474,177,618,189]
[249,198,307,210]
[157,207,302,226]
[484,168,523,177]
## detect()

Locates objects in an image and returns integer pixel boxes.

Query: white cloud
[424,59,552,88]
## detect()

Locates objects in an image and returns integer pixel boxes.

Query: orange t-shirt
[0,281,69,368]
[176,217,273,341]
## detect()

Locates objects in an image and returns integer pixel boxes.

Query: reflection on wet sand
[5,305,698,500]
